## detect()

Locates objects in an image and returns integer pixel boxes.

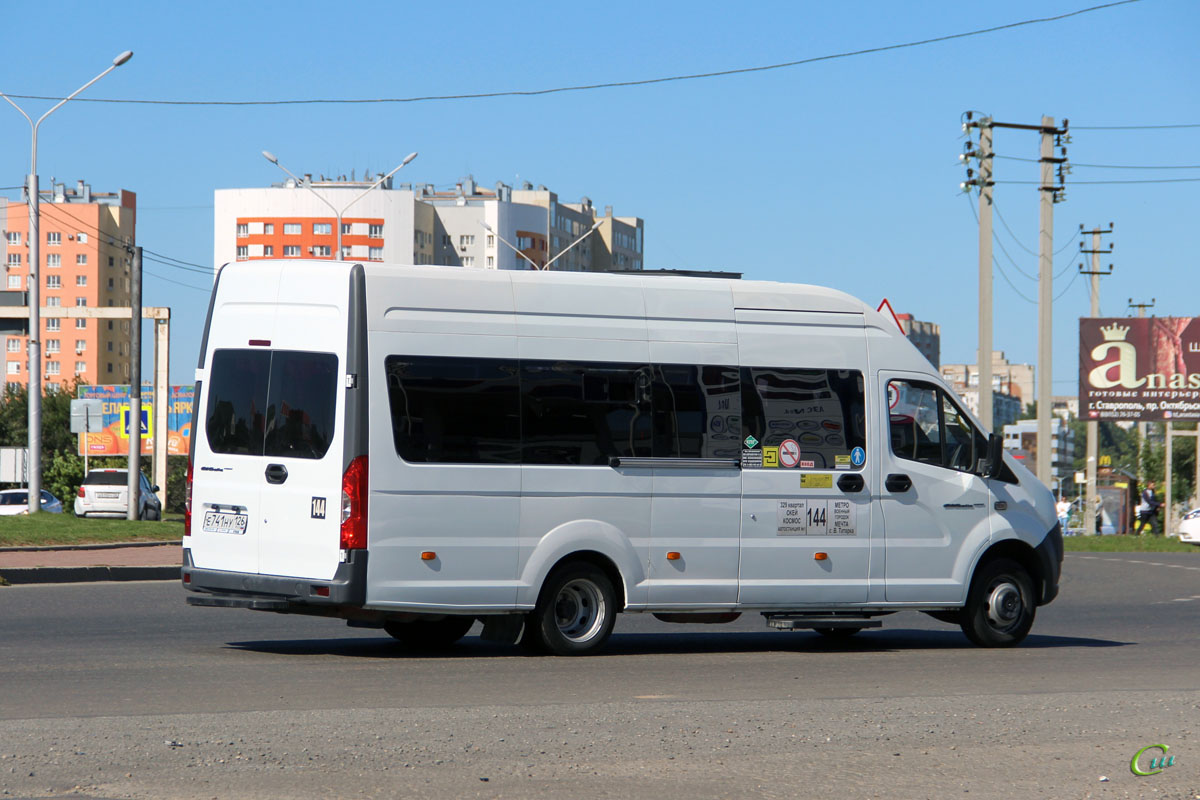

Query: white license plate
[202,511,248,535]
[97,492,120,499]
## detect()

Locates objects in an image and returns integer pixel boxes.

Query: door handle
[885,473,912,493]
[265,463,289,484]
[837,473,865,493]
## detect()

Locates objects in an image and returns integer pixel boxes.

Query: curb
[0,540,182,553]
[0,565,179,585]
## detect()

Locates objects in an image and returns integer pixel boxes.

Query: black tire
[524,563,617,656]
[383,616,475,650]
[959,558,1036,647]
[814,627,862,639]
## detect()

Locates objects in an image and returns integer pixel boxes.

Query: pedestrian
[1056,498,1071,531]
[1133,481,1160,535]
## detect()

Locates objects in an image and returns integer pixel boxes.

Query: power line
[1072,123,1200,130]
[142,268,210,292]
[997,154,1200,169]
[0,1,1139,107]
[995,177,1200,185]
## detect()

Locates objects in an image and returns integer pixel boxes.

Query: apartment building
[895,313,940,368]
[1003,418,1076,480]
[214,174,643,274]
[2,180,136,391]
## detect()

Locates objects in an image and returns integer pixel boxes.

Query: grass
[0,513,182,548]
[1063,533,1199,553]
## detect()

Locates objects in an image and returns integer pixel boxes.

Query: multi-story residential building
[2,180,136,392]
[214,174,643,274]
[895,313,940,368]
[1003,418,1076,481]
[940,350,1032,431]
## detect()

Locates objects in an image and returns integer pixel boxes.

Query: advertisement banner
[1079,317,1200,421]
[76,385,195,456]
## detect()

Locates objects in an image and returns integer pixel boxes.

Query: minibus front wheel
[524,562,617,656]
[960,558,1035,647]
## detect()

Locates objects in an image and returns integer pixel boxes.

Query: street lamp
[262,151,417,260]
[481,218,602,271]
[0,49,133,514]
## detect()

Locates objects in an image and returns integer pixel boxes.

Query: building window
[46,232,61,246]
[284,245,300,257]
[7,362,19,375]
[340,246,351,259]
[313,223,331,235]
[75,361,87,374]
[77,232,87,244]
[486,255,494,268]
[76,254,87,266]
[517,236,533,250]
[341,223,351,235]
[236,223,249,237]
[236,245,248,260]
[441,234,451,246]
[46,296,60,307]
[46,318,60,331]
[46,275,61,289]
[108,256,114,267]
[75,319,86,329]
[45,339,60,354]
[46,361,60,376]
[283,223,301,235]
[368,224,383,238]
[368,246,383,261]
[75,275,87,287]
[462,256,474,267]
[263,223,274,235]
[6,253,19,267]
[6,339,19,352]
[107,341,113,352]
[107,363,113,374]
[312,245,330,257]
[459,235,475,248]
[6,275,20,289]
[5,231,19,245]
[263,245,274,257]
[74,340,86,352]
[107,278,114,289]
[486,235,495,248]
[46,253,60,268]
[75,297,87,307]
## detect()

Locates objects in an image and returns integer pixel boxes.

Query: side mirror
[983,433,1004,479]
[150,485,160,493]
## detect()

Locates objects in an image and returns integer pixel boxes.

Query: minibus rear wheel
[383,616,476,650]
[960,558,1035,647]
[525,563,617,656]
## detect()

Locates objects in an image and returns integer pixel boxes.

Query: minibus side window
[262,351,340,460]
[521,360,652,465]
[651,364,740,459]
[742,367,867,469]
[940,396,980,473]
[385,356,521,464]
[888,380,942,466]
[206,349,271,456]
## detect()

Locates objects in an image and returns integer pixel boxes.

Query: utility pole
[127,246,142,520]
[1128,297,1155,480]
[1079,224,1114,534]
[962,116,995,429]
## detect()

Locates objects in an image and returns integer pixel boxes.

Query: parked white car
[0,489,64,515]
[1179,508,1200,545]
[74,469,162,520]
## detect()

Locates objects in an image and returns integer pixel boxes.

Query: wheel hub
[986,581,1022,628]
[553,578,605,642]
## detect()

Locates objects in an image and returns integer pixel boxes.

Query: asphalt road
[1,552,1198,799]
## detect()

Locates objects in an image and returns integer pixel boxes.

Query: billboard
[76,385,195,456]
[1079,317,1200,421]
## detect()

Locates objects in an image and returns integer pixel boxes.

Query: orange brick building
[2,180,136,392]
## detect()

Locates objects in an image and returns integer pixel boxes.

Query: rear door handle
[837,473,865,493]
[265,463,288,484]
[885,473,912,493]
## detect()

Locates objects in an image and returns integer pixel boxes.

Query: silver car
[74,469,162,520]
[0,489,64,515]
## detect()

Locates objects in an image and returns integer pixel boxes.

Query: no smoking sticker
[778,438,800,468]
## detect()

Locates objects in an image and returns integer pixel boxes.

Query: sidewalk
[0,541,181,585]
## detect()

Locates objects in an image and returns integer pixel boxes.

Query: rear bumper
[1034,522,1064,606]
[182,549,367,609]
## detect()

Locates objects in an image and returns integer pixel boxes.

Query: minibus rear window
[206,348,338,459]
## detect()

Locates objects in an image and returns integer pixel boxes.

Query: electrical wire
[0,1,1139,107]
[993,256,1038,304]
[1072,123,1200,130]
[995,177,1200,184]
[966,195,1079,281]
[1054,267,1081,300]
[996,154,1200,169]
[142,268,210,292]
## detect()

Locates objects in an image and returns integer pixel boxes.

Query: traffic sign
[118,403,153,439]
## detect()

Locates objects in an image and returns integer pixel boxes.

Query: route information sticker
[777,499,856,536]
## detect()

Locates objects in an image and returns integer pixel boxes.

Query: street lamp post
[481,219,602,271]
[0,50,132,514]
[262,151,417,260]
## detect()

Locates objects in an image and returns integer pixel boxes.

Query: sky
[0,0,1195,393]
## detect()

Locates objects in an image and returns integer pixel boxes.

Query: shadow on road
[224,627,1128,659]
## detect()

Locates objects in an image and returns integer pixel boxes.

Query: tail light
[340,455,368,550]
[183,460,194,536]
[77,486,85,498]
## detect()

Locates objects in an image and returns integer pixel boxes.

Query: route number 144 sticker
[777,499,856,536]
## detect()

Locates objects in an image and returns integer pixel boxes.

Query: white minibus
[184,261,1062,655]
